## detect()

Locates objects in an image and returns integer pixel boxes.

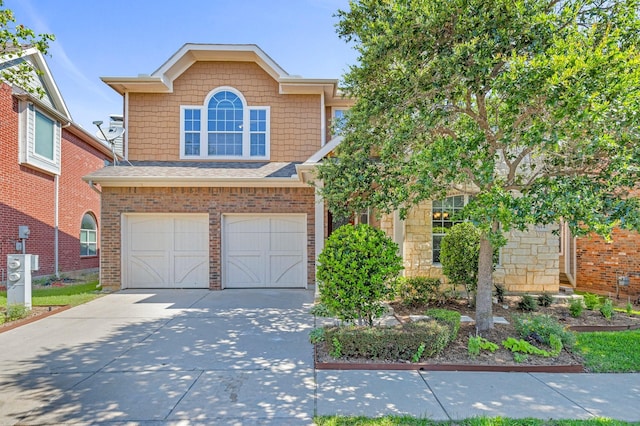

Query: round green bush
[440,222,480,297]
[317,224,403,326]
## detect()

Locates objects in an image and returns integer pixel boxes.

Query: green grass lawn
[575,329,640,373]
[0,281,103,308]
[315,416,637,425]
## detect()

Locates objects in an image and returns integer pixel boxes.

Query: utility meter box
[6,254,32,309]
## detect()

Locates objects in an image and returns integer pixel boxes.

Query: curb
[315,361,585,373]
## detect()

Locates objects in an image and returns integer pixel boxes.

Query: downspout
[320,92,326,147]
[55,121,72,278]
[124,92,129,160]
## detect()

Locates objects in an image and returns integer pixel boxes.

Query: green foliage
[330,337,342,358]
[537,293,553,307]
[396,276,443,307]
[494,284,506,304]
[5,304,28,321]
[626,302,634,315]
[517,295,537,312]
[309,303,332,318]
[583,293,601,310]
[549,334,563,357]
[439,222,480,298]
[324,321,451,361]
[468,336,498,357]
[502,337,551,358]
[569,298,584,318]
[426,308,461,342]
[317,224,403,326]
[309,327,326,344]
[411,343,426,363]
[319,0,640,333]
[513,313,576,350]
[0,2,55,97]
[599,299,614,320]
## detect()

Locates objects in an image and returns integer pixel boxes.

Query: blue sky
[6,0,357,133]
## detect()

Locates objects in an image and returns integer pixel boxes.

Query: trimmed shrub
[324,321,450,361]
[569,298,584,318]
[583,293,601,310]
[513,313,576,350]
[600,299,614,320]
[518,294,538,312]
[440,222,480,298]
[426,308,461,343]
[317,224,403,326]
[537,293,553,307]
[396,276,443,307]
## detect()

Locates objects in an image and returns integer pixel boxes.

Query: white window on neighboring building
[180,87,270,160]
[331,107,348,137]
[432,195,467,263]
[19,102,62,174]
[80,213,98,257]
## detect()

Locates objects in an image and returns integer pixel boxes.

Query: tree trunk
[475,231,495,332]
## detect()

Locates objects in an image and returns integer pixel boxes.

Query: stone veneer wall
[380,201,560,293]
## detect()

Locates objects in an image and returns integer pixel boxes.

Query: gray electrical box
[18,226,30,239]
[6,254,33,309]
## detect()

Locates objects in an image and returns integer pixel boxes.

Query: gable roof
[101,43,351,106]
[0,47,71,121]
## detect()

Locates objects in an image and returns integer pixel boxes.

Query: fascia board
[82,176,310,188]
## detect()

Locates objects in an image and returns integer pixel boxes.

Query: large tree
[0,1,54,95]
[317,0,640,331]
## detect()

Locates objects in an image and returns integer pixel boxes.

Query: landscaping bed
[314,295,640,372]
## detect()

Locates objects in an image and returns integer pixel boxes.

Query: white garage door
[123,214,209,289]
[223,214,307,288]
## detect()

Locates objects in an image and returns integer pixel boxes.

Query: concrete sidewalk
[0,289,638,424]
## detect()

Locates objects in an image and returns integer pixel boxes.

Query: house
[85,44,351,291]
[0,48,113,282]
[85,43,566,294]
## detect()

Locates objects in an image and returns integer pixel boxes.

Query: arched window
[80,213,98,256]
[180,87,269,159]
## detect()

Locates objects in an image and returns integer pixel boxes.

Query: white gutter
[82,176,309,188]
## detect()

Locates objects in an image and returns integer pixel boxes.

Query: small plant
[396,276,443,307]
[627,301,634,315]
[513,352,529,363]
[5,304,29,321]
[411,343,426,363]
[330,337,343,358]
[468,336,498,357]
[494,284,506,304]
[517,294,537,312]
[425,308,461,342]
[549,334,564,356]
[512,313,576,349]
[308,327,326,344]
[537,293,553,307]
[569,298,584,318]
[599,298,614,320]
[583,293,601,310]
[502,337,551,357]
[309,303,332,318]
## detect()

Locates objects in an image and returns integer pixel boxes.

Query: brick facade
[99,186,316,291]
[575,228,640,299]
[0,82,109,280]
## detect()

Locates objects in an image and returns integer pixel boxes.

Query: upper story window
[19,102,61,175]
[331,107,348,137]
[181,87,269,160]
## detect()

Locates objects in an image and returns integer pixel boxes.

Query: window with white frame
[181,87,269,159]
[19,102,61,174]
[80,213,98,257]
[331,107,348,137]
[432,195,467,263]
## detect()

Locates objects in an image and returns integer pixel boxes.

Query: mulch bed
[315,296,640,372]
[0,305,71,333]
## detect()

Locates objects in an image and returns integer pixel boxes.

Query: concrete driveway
[0,289,316,425]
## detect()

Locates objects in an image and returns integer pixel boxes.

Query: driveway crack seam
[529,373,598,418]
[165,369,204,420]
[419,372,452,421]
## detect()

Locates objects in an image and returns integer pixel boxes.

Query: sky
[5,0,358,134]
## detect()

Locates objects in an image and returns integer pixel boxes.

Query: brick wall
[0,83,108,279]
[576,228,640,299]
[100,186,316,290]
[126,62,322,162]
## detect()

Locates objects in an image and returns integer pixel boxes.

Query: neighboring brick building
[0,48,112,282]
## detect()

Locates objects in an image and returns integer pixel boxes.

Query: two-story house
[1,48,113,282]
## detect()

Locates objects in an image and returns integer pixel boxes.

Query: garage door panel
[129,254,169,286]
[173,254,208,286]
[223,214,306,288]
[226,254,263,287]
[269,254,304,286]
[124,214,209,289]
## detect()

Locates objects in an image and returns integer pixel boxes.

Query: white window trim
[180,86,270,160]
[331,107,348,138]
[18,101,62,175]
